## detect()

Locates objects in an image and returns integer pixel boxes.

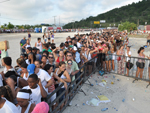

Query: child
[17,89,35,113]
[22,74,47,104]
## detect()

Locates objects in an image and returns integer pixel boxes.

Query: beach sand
[0,32,150,113]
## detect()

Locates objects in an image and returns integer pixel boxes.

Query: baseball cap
[31,102,49,113]
[27,64,35,75]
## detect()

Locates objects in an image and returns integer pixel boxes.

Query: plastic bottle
[122,99,125,102]
[101,108,108,111]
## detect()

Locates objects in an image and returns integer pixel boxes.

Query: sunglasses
[68,63,72,65]
[49,56,53,58]
[67,55,72,57]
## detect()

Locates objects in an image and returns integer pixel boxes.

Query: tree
[118,21,137,32]
[7,22,14,29]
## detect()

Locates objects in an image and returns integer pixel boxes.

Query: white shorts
[48,92,56,105]
[51,38,54,40]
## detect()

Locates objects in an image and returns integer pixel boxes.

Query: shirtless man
[147,33,150,46]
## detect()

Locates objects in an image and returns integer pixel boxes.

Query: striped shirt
[48,73,55,93]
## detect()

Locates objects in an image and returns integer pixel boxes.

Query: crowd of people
[1,30,150,113]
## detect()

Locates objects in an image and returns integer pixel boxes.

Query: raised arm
[4,40,8,51]
[52,47,59,60]
[38,78,47,98]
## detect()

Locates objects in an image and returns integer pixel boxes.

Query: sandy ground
[0,32,150,113]
[0,32,83,69]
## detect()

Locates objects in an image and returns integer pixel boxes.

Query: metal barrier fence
[47,56,98,113]
[101,53,150,86]
[46,53,150,113]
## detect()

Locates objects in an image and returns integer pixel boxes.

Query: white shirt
[18,102,32,113]
[126,51,131,61]
[0,98,19,113]
[23,85,44,104]
[73,46,77,51]
[37,69,51,92]
[77,42,81,48]
[36,42,43,52]
[23,73,29,81]
[26,44,31,49]
[25,59,30,65]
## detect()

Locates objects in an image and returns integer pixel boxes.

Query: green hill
[63,0,150,29]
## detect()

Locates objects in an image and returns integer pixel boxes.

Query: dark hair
[69,41,72,44]
[9,75,17,83]
[43,50,49,57]
[16,58,24,66]
[29,74,38,81]
[44,64,53,72]
[51,45,56,50]
[4,71,18,78]
[18,89,32,94]
[67,59,72,64]
[21,62,28,68]
[27,47,32,52]
[66,51,73,56]
[3,57,12,66]
[47,42,51,46]
[59,61,66,66]
[37,38,41,41]
[43,43,49,49]
[0,85,13,102]
[65,41,69,44]
[34,60,41,64]
[41,55,47,59]
[138,47,144,54]
[28,53,36,64]
[78,38,81,42]
[60,43,65,48]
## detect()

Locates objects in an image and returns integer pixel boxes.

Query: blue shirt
[36,54,42,61]
[75,52,81,63]
[20,39,26,46]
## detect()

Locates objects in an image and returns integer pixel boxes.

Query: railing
[46,53,150,113]
[101,53,150,85]
[47,56,98,113]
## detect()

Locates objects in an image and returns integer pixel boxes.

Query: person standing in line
[51,32,54,43]
[48,32,51,43]
[0,86,19,113]
[35,38,43,53]
[17,89,35,113]
[125,46,132,76]
[135,47,146,80]
[147,33,150,47]
[20,37,27,54]
[43,33,47,44]
[117,45,125,74]
[22,39,31,50]
[28,32,31,41]
[1,40,9,59]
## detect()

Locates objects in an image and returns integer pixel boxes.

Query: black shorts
[147,40,150,43]
[136,62,145,69]
[48,38,50,40]
[87,62,93,65]
[102,53,106,61]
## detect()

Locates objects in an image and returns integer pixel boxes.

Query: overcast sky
[0,0,141,26]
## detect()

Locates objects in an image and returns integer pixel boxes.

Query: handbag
[92,52,98,58]
[117,56,121,61]
[126,62,133,69]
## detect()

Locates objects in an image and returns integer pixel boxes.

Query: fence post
[83,63,86,83]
